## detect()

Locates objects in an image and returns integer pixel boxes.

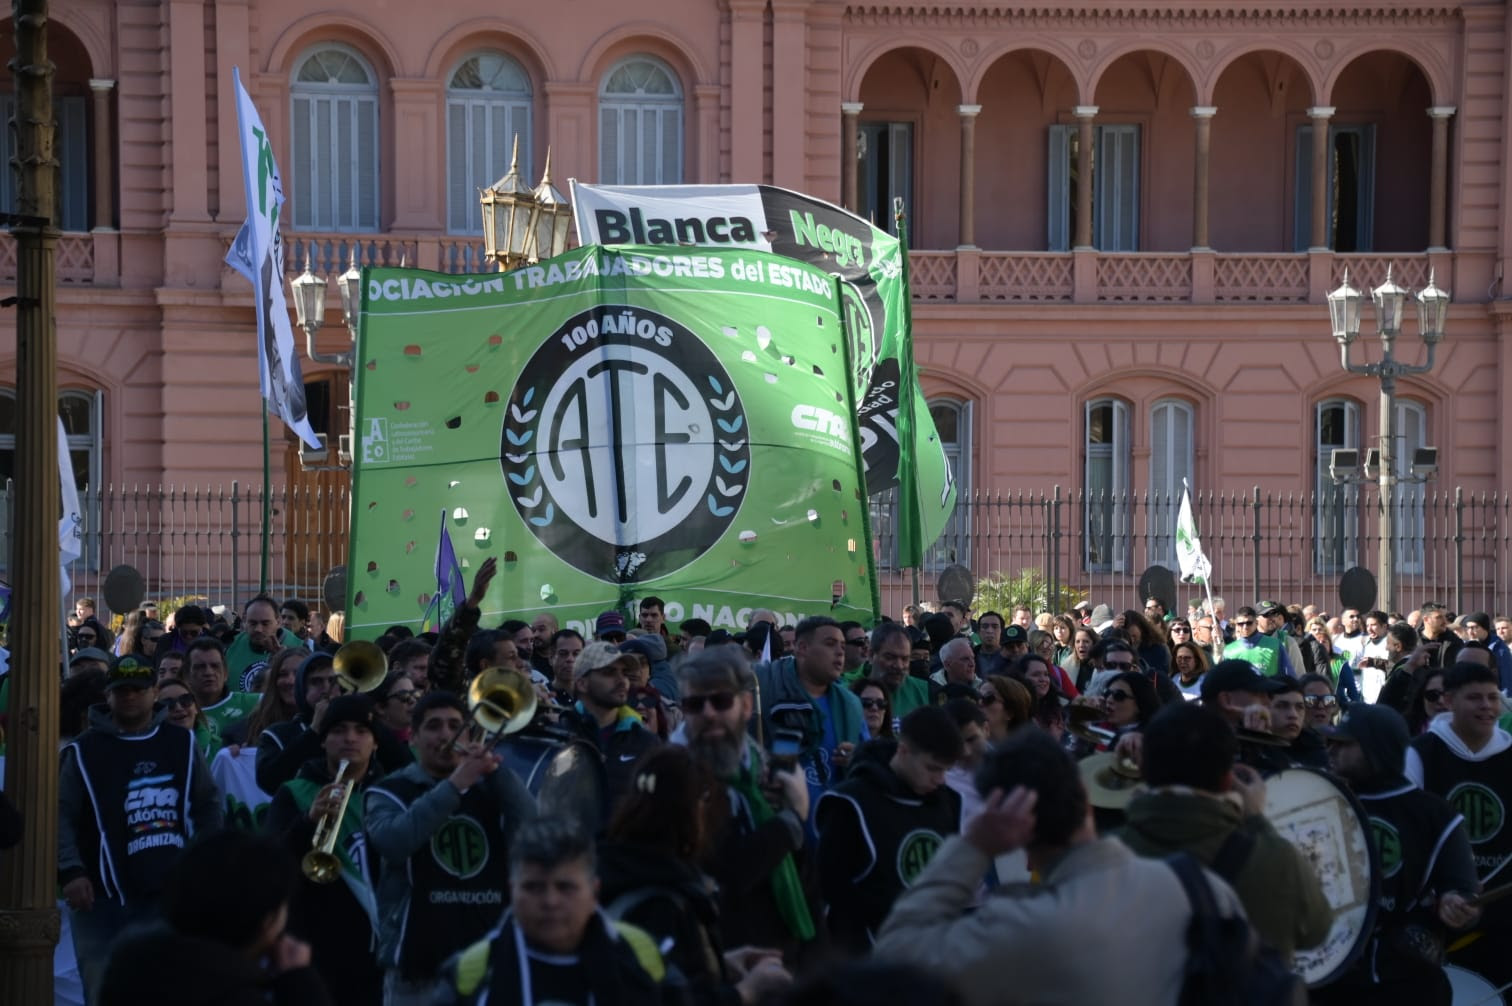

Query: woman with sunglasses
[628,684,671,740]
[850,679,894,739]
[372,672,419,744]
[1101,672,1160,734]
[1298,674,1341,730]
[1404,667,1453,735]
[1171,641,1210,700]
[978,675,1033,744]
[1164,618,1192,661]
[158,678,224,760]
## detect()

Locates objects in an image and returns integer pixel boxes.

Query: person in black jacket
[100,829,330,1006]
[254,649,411,795]
[600,746,792,1006]
[558,641,662,823]
[815,706,963,954]
[263,694,385,1006]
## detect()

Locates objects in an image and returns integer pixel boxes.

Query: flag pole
[260,410,271,594]
[1181,478,1222,664]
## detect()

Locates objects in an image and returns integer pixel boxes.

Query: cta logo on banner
[347,245,880,637]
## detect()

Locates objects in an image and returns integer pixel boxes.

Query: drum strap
[1211,827,1256,884]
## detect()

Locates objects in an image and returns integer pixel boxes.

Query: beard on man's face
[689,723,744,777]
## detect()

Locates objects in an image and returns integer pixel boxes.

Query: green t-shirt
[200,690,260,736]
[226,628,304,690]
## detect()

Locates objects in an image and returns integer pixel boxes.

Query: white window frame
[290,45,381,232]
[598,56,684,185]
[1294,123,1376,252]
[1049,123,1140,251]
[1395,400,1427,574]
[1314,398,1361,574]
[859,121,913,236]
[1148,399,1195,571]
[446,52,533,235]
[1085,397,1130,572]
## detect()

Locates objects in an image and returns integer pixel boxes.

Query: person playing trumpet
[265,693,385,1006]
[365,690,537,1005]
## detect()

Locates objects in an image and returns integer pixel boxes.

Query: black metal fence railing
[869,486,1512,620]
[3,482,1507,622]
[0,481,350,618]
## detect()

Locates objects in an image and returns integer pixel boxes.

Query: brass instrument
[332,639,387,694]
[452,666,538,752]
[302,758,354,884]
[1068,702,1117,746]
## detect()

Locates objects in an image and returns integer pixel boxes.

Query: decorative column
[770,0,808,188]
[958,104,981,248]
[1074,106,1097,249]
[1190,106,1216,249]
[1307,106,1334,250]
[167,0,209,221]
[1428,106,1456,250]
[841,102,863,213]
[88,80,114,229]
[728,0,765,180]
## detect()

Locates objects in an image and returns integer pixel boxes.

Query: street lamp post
[1327,267,1450,613]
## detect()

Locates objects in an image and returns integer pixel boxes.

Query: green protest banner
[347,245,881,638]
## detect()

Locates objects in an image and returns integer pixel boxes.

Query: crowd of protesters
[0,579,1509,1006]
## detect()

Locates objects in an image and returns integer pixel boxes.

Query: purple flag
[435,509,466,611]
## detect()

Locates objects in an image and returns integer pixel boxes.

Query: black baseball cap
[1199,659,1290,704]
[106,653,156,690]
[1002,625,1029,646]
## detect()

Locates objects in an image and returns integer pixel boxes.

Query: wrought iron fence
[3,481,1508,623]
[870,487,1512,620]
[0,482,350,617]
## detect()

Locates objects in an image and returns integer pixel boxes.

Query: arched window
[447,52,533,234]
[0,387,102,571]
[599,56,683,185]
[925,399,971,570]
[290,46,380,231]
[1085,397,1130,572]
[1148,399,1195,570]
[1395,400,1428,573]
[1314,398,1361,573]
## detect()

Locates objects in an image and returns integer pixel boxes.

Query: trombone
[451,666,538,752]
[303,758,355,884]
[332,640,387,694]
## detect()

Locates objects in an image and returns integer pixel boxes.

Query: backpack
[1166,852,1307,1006]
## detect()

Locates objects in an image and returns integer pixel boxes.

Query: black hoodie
[100,926,331,1006]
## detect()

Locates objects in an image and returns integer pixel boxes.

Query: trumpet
[332,639,387,694]
[302,758,355,884]
[451,666,538,753]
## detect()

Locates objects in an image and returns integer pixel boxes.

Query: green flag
[347,245,881,637]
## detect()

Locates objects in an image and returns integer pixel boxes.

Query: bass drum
[1263,767,1379,988]
[497,731,607,835]
[1446,965,1505,1006]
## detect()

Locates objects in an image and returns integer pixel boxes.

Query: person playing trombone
[264,693,385,1006]
[366,690,537,1006]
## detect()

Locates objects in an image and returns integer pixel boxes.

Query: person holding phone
[678,647,820,966]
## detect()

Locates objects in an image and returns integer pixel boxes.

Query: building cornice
[842,5,1461,26]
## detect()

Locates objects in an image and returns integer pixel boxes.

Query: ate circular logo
[502,305,749,584]
[896,828,944,885]
[1447,782,1505,844]
[1369,817,1403,879]
[431,815,490,879]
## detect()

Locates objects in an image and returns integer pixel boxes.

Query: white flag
[225,67,322,450]
[1175,484,1211,585]
[58,417,83,596]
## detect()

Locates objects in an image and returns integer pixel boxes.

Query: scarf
[726,753,816,941]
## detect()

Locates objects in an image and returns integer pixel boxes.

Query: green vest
[1224,635,1281,677]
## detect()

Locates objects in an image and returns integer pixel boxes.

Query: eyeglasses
[1169,626,1191,635]
[1303,694,1339,709]
[682,691,737,715]
[859,697,887,711]
[1103,659,1135,670]
[163,693,196,709]
[845,637,868,647]
[1105,689,1134,703]
[1196,623,1214,631]
[1423,689,1446,703]
[979,692,1000,707]
[389,691,418,704]
[1233,620,1255,627]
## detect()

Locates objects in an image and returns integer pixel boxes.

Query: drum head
[1446,965,1504,1005]
[1263,768,1379,987]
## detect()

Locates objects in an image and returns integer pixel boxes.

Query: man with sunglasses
[1300,675,1341,729]
[678,649,819,963]
[59,653,223,1001]
[1222,606,1290,679]
[839,621,870,677]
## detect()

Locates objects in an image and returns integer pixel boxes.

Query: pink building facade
[5,1,1512,610]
